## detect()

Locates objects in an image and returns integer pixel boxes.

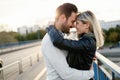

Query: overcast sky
[0,0,120,30]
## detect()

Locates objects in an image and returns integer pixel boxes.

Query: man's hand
[93,55,97,61]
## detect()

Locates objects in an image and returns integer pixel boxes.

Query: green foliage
[104,26,120,45]
[0,31,18,44]
[15,29,47,41]
[108,32,119,42]
[15,34,26,41]
[0,29,46,43]
[26,32,37,40]
[9,31,19,37]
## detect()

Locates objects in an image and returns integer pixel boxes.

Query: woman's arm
[47,25,95,51]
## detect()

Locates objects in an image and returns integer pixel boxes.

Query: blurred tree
[103,29,107,42]
[108,32,119,43]
[102,26,120,46]
[9,31,19,38]
[0,31,17,44]
[14,29,46,41]
[108,28,115,35]
[26,32,37,40]
[15,34,26,41]
[115,26,120,41]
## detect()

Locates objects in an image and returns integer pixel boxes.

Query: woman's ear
[85,22,90,29]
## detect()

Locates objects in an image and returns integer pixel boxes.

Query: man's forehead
[71,12,77,20]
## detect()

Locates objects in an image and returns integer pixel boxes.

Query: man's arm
[41,34,94,80]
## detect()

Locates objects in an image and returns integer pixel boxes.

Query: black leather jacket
[47,25,96,70]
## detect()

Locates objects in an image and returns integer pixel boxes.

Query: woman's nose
[72,23,76,28]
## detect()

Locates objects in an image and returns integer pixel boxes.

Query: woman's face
[75,20,88,35]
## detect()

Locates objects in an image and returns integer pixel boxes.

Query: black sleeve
[47,26,95,51]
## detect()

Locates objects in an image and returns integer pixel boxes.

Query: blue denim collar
[50,25,64,36]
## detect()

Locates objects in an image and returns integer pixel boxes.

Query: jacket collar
[79,32,95,39]
[50,25,64,36]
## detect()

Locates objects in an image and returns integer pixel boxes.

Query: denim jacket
[47,25,96,70]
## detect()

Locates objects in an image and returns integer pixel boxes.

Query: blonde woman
[47,10,104,79]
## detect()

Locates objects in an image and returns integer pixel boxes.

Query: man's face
[61,12,76,33]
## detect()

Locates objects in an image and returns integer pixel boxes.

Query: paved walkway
[16,58,47,80]
[34,68,47,80]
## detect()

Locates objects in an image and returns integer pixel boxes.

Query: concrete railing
[0,53,40,80]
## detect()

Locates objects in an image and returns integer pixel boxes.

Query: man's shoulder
[42,33,49,40]
[42,33,51,42]
[42,33,50,44]
[41,33,67,53]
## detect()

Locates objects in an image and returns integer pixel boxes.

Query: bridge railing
[0,53,40,80]
[0,46,120,80]
[94,52,120,80]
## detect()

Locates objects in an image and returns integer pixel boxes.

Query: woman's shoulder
[83,32,94,37]
[82,32,95,40]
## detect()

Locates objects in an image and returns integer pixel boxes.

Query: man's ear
[60,14,66,22]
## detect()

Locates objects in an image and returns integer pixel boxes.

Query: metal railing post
[37,53,39,62]
[18,60,23,74]
[1,69,5,80]
[93,61,99,80]
[112,72,115,80]
[30,56,32,66]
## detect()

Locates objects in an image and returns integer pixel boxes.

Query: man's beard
[61,21,70,34]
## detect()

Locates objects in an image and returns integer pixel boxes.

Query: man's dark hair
[56,3,78,19]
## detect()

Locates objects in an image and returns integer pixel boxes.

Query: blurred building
[17,26,28,35]
[17,25,41,35]
[31,25,40,32]
[100,20,120,30]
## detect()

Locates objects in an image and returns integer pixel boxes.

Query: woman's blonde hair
[77,10,104,48]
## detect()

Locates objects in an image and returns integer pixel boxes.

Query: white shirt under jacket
[41,33,94,80]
